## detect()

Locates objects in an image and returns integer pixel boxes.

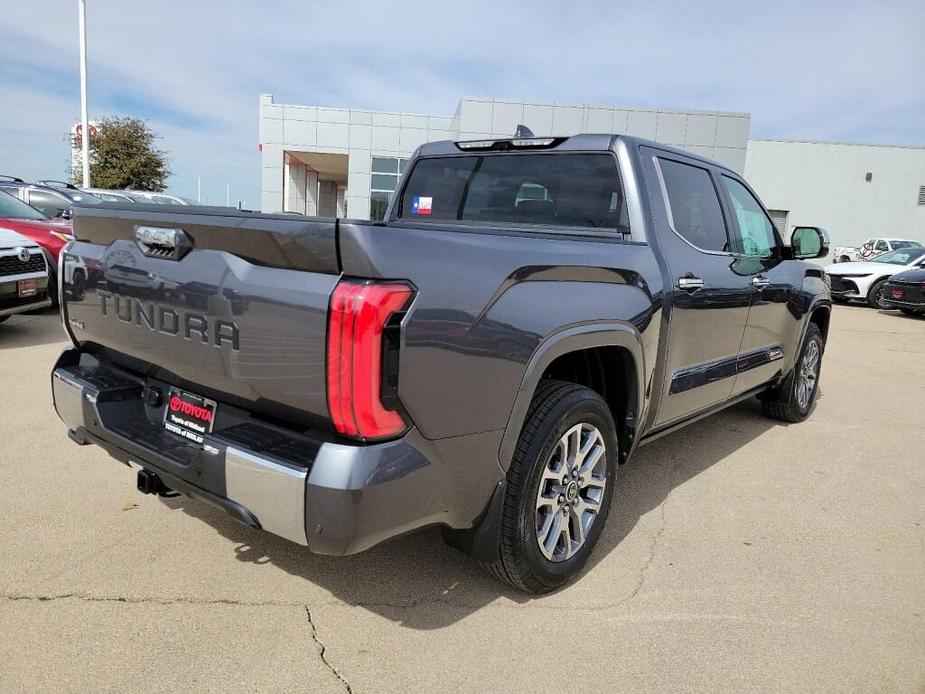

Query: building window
[918,185,925,206]
[370,157,408,220]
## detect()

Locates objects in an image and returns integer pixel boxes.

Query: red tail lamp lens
[327,280,414,440]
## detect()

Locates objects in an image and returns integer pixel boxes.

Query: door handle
[752,275,770,288]
[677,276,704,291]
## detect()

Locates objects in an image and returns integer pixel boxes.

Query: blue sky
[1,0,923,207]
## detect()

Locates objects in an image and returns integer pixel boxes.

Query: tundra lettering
[53,133,831,592]
[97,289,240,351]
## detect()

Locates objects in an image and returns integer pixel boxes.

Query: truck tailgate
[62,205,340,423]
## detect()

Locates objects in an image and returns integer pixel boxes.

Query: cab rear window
[397,153,627,231]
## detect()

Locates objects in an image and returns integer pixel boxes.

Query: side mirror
[56,208,72,220]
[791,226,829,259]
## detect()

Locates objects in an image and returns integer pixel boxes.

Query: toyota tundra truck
[51,134,831,592]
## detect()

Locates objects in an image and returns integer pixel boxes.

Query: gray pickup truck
[52,134,831,592]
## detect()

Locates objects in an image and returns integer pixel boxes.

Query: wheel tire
[762,323,824,423]
[867,278,889,309]
[900,308,923,316]
[70,270,87,301]
[482,379,618,593]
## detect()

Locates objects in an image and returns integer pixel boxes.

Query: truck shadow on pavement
[160,397,789,630]
[0,309,69,350]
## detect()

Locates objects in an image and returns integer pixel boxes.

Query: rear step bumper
[51,348,468,555]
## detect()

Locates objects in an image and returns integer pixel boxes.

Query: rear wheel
[867,279,889,309]
[483,380,617,593]
[70,270,87,300]
[762,323,824,423]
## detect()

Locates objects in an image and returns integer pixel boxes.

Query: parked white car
[0,227,52,323]
[832,237,921,263]
[825,246,925,308]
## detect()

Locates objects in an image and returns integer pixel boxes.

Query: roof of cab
[415,133,734,173]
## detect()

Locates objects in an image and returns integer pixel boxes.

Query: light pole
[78,0,90,186]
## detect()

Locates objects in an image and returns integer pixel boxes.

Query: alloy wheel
[534,422,607,562]
[796,339,820,410]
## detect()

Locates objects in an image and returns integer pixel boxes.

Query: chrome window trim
[651,154,735,258]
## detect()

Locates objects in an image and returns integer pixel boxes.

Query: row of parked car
[0,176,190,220]
[825,245,925,315]
[0,177,192,324]
[2,172,924,325]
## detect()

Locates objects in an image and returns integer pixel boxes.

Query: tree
[71,116,171,191]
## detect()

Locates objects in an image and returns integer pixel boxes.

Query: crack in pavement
[2,593,307,608]
[1,591,663,614]
[618,457,683,605]
[305,606,353,694]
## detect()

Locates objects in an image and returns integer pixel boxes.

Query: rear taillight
[327,279,415,441]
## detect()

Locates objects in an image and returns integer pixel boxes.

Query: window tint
[371,174,398,191]
[871,248,925,265]
[0,184,26,202]
[95,192,132,203]
[27,190,67,218]
[720,176,778,257]
[67,191,101,205]
[369,156,408,219]
[658,158,728,252]
[398,153,626,230]
[369,191,390,221]
[372,157,399,174]
[0,190,47,220]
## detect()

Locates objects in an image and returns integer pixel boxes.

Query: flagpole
[78,0,90,186]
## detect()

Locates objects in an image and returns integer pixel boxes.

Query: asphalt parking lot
[0,305,923,693]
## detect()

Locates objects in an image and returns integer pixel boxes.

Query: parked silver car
[81,188,191,205]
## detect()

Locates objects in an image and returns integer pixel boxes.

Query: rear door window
[657,158,729,253]
[397,153,627,231]
[26,189,68,218]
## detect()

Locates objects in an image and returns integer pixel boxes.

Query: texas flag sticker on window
[412,196,433,215]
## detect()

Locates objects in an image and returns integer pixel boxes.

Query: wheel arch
[498,322,645,471]
[809,303,831,342]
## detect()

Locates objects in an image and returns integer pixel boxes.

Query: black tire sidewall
[867,279,888,309]
[790,325,824,418]
[512,388,617,588]
[71,271,86,300]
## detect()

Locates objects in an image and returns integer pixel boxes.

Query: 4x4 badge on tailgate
[133,225,192,260]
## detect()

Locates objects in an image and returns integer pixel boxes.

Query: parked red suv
[0,189,74,299]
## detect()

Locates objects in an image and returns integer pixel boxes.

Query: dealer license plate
[18,279,37,298]
[163,387,217,444]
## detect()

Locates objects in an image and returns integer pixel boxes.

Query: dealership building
[259,94,925,245]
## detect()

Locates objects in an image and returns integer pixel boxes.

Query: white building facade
[259,94,750,220]
[258,94,925,247]
[744,139,925,247]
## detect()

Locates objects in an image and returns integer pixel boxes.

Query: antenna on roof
[514,124,535,138]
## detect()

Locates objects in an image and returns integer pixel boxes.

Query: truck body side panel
[338,221,664,442]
